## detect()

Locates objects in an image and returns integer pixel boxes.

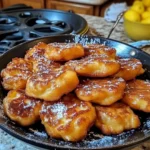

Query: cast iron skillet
[0,35,150,150]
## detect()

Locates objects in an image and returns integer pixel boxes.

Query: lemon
[146,6,150,11]
[141,17,150,23]
[141,11,150,19]
[142,0,150,7]
[131,2,145,14]
[133,1,143,6]
[124,10,141,22]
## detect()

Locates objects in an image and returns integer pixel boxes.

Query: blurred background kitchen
[1,0,150,52]
[0,0,133,16]
[1,0,150,150]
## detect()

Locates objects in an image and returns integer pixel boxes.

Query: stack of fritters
[1,42,148,142]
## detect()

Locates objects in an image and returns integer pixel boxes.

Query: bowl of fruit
[124,0,150,41]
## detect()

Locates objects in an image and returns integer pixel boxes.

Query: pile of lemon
[124,0,150,24]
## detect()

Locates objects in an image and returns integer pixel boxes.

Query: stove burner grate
[0,8,88,53]
[0,15,20,31]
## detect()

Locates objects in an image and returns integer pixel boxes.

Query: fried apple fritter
[3,90,42,126]
[95,102,140,135]
[75,78,126,105]
[25,42,47,63]
[26,67,79,101]
[112,58,145,80]
[126,79,150,90]
[40,94,96,142]
[1,41,148,141]
[1,58,33,90]
[44,43,84,61]
[122,79,150,112]
[32,56,61,73]
[84,44,116,58]
[66,54,120,77]
[24,42,61,73]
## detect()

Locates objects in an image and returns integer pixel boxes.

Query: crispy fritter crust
[3,90,42,126]
[1,58,32,90]
[66,54,120,77]
[95,102,140,135]
[75,78,126,105]
[24,42,47,63]
[32,56,61,73]
[44,43,84,61]
[113,58,145,80]
[84,44,116,58]
[25,67,79,101]
[24,42,61,73]
[126,79,150,90]
[122,80,150,112]
[40,94,96,142]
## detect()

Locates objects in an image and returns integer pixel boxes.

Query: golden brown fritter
[3,90,42,126]
[95,102,140,135]
[26,67,79,101]
[24,42,47,63]
[40,94,96,142]
[126,79,150,90]
[1,58,33,90]
[75,78,126,105]
[122,79,150,112]
[44,43,84,61]
[84,44,116,58]
[24,42,61,73]
[32,56,61,73]
[123,90,150,112]
[66,54,120,77]
[112,58,145,80]
[0,42,148,141]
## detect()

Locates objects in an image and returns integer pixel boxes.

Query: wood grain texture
[2,0,45,8]
[0,0,2,8]
[46,0,94,15]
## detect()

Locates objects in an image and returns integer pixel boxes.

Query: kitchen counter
[82,14,133,43]
[0,14,150,150]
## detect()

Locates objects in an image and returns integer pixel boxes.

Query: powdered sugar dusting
[84,137,114,147]
[23,100,35,109]
[50,103,67,119]
[41,102,67,120]
[29,128,48,138]
[73,35,102,46]
[119,58,142,70]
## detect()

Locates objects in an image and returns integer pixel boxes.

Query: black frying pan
[0,35,150,150]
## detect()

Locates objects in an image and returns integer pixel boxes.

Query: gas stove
[0,5,88,54]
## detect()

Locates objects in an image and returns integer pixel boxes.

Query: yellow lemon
[141,17,150,23]
[124,10,141,22]
[146,6,150,11]
[133,1,143,6]
[141,11,150,19]
[131,3,145,14]
[142,0,150,7]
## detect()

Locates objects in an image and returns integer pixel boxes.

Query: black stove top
[0,5,88,54]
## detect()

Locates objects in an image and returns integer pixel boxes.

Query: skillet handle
[129,40,150,49]
[107,12,125,38]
